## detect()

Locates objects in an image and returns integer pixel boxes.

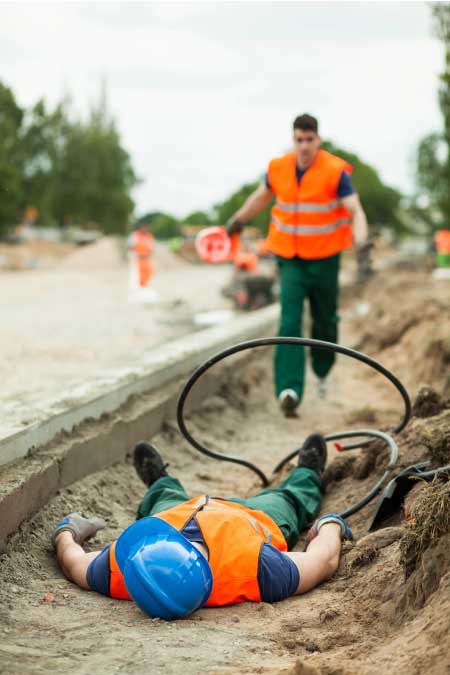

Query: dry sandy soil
[0,237,233,438]
[1,262,450,675]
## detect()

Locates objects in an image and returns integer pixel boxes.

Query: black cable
[176,337,411,516]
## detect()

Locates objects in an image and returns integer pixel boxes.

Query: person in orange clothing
[128,223,154,288]
[226,114,372,417]
[234,250,259,273]
[52,439,352,621]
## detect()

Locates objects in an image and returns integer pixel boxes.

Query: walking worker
[52,436,352,621]
[226,114,372,417]
[128,222,154,288]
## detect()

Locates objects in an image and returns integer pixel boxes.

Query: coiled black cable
[176,337,411,517]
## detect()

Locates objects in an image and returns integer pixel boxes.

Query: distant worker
[128,223,154,289]
[226,114,372,417]
[234,250,259,273]
[52,437,352,621]
[435,229,450,267]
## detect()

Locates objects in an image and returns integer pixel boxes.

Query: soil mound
[352,270,450,395]
[57,236,123,270]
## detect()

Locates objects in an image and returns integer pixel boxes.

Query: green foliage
[181,210,213,227]
[322,141,404,232]
[415,3,450,229]
[52,102,137,233]
[214,181,273,234]
[137,211,181,239]
[0,82,24,233]
[0,80,138,236]
[21,99,66,227]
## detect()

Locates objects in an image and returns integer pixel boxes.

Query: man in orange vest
[128,222,154,288]
[52,439,352,620]
[226,114,372,417]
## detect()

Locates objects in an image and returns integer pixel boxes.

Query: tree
[53,95,138,233]
[181,210,213,227]
[20,99,66,227]
[322,141,404,233]
[136,211,181,238]
[0,80,139,235]
[214,181,272,234]
[416,3,450,229]
[0,82,24,235]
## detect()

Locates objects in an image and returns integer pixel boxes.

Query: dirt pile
[0,240,75,270]
[352,269,450,396]
[57,236,123,270]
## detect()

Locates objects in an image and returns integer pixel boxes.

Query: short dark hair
[293,114,319,134]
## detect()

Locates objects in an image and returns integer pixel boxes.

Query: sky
[0,1,444,218]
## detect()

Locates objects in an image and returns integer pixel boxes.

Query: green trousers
[136,467,322,551]
[274,253,340,402]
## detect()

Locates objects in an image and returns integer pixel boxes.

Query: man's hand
[225,217,245,237]
[52,512,106,548]
[355,240,375,285]
[225,183,273,236]
[307,513,353,543]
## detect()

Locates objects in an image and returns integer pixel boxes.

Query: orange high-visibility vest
[109,496,287,606]
[267,149,353,260]
[132,230,153,258]
[234,252,258,272]
[435,230,450,254]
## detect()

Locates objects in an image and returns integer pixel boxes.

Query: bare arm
[233,183,273,225]
[286,522,342,595]
[342,193,368,246]
[55,531,101,590]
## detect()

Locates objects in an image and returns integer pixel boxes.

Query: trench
[1,265,450,675]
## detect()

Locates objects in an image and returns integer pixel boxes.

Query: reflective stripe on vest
[266,149,353,259]
[271,214,351,235]
[275,198,343,213]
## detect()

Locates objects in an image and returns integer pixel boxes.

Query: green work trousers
[136,467,322,550]
[275,253,340,402]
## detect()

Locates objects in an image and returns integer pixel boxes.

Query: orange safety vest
[266,149,353,260]
[109,496,287,606]
[234,252,258,273]
[435,230,450,255]
[132,230,153,258]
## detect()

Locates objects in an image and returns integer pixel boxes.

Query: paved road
[1,239,235,437]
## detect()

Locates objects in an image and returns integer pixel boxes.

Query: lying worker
[52,434,352,620]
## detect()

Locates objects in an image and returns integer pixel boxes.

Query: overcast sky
[0,1,444,218]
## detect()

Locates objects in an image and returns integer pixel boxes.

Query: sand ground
[1,255,450,675]
[0,238,233,438]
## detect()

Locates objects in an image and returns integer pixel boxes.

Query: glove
[355,240,374,285]
[308,513,353,541]
[52,512,106,548]
[225,217,245,236]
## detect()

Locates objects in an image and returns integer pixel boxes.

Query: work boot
[278,389,300,418]
[133,441,169,487]
[297,433,327,476]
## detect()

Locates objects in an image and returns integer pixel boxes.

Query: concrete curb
[0,305,278,550]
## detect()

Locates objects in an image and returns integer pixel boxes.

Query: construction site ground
[0,238,232,438]
[1,246,450,674]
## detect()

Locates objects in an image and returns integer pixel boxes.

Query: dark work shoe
[133,441,169,487]
[278,389,300,418]
[297,433,327,476]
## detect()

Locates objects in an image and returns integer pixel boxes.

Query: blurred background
[0,1,449,435]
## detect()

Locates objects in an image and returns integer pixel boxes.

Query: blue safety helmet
[115,516,213,621]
